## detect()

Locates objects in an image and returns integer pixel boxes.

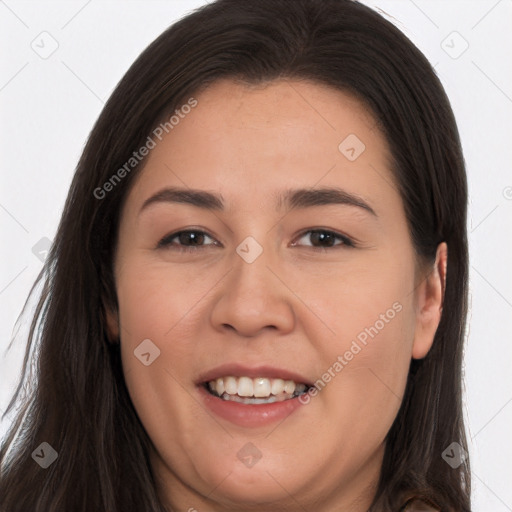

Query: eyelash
[157,228,356,252]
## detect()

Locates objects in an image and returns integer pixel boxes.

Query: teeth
[284,380,295,394]
[224,376,237,394]
[238,376,253,397]
[271,378,285,395]
[295,383,306,393]
[206,376,308,401]
[216,378,225,395]
[253,377,271,398]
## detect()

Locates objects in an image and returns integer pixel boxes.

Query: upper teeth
[208,376,307,398]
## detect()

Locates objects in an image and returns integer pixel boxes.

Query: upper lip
[196,363,313,387]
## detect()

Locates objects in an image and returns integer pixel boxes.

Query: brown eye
[294,229,354,249]
[158,230,217,251]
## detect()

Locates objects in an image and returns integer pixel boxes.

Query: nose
[209,245,296,338]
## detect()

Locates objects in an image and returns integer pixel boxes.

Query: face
[109,79,445,511]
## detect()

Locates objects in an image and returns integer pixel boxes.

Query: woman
[0,1,471,510]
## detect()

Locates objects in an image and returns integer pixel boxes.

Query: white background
[1,1,511,510]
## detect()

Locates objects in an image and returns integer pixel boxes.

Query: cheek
[308,304,414,482]
[114,259,204,440]
[305,252,417,446]
[115,255,223,344]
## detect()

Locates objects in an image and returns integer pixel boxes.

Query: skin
[107,79,447,512]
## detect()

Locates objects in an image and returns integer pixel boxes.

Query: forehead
[175,78,387,162]
[126,78,396,213]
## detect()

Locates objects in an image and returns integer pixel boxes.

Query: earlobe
[411,242,448,360]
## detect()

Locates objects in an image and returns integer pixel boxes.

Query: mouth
[203,376,311,405]
[197,364,314,427]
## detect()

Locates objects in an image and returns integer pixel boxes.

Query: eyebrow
[139,186,377,216]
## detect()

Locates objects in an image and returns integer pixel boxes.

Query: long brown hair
[0,1,470,510]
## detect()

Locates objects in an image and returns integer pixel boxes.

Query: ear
[411,242,448,360]
[104,304,120,343]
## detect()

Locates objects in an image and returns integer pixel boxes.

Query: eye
[157,229,219,252]
[157,228,355,253]
[292,229,355,249]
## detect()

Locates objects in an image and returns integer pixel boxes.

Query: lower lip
[198,385,307,428]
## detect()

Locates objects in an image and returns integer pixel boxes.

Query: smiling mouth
[204,376,311,405]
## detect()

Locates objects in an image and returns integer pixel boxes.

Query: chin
[213,475,294,507]
[200,458,304,506]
